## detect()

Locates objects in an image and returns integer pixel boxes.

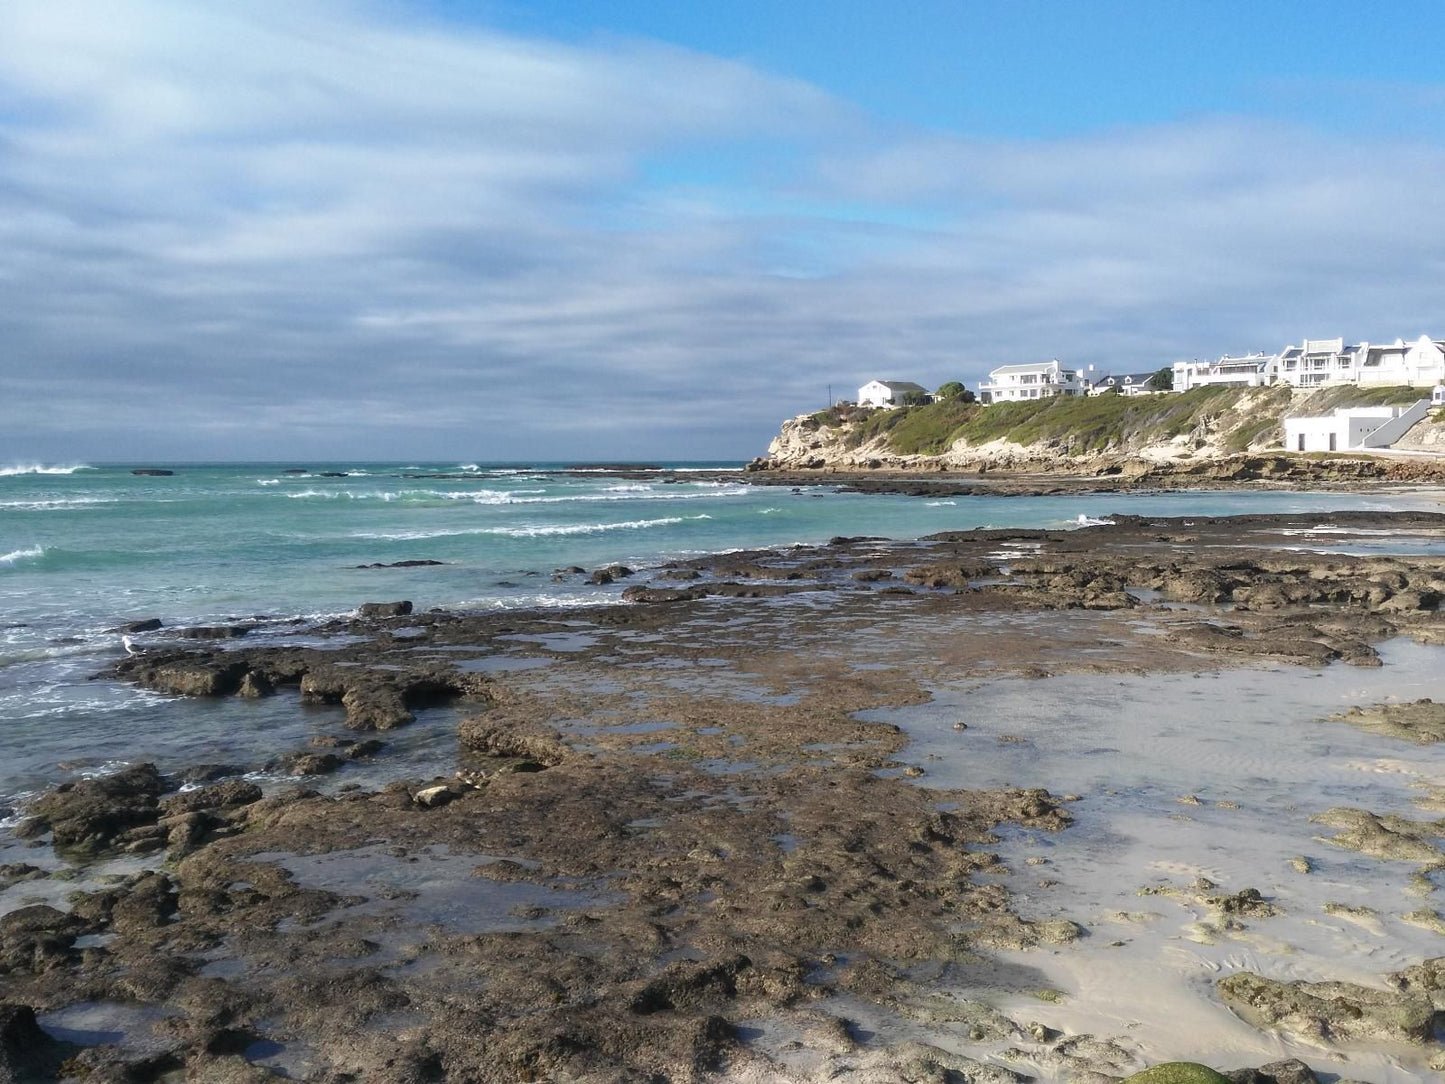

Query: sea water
[0,459,1440,807]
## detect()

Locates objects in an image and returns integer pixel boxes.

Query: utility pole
[827,383,832,408]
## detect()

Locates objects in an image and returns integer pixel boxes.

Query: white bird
[121,635,142,655]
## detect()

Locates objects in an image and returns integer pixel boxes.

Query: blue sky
[1,1,1442,461]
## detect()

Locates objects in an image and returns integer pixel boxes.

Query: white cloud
[0,1,1442,461]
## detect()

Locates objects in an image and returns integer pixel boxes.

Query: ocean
[1,459,1439,810]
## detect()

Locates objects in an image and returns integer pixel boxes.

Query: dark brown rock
[358,601,413,618]
[457,718,570,766]
[28,764,162,857]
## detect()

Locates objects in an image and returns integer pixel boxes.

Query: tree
[900,390,931,407]
[1147,366,1174,391]
[935,380,967,400]
[959,388,977,404]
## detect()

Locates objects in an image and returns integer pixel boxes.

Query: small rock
[358,601,413,618]
[177,625,250,639]
[413,785,456,808]
[109,618,163,634]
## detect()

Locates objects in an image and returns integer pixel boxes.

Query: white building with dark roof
[978,360,1083,404]
[857,380,929,409]
[1173,352,1277,392]
[1277,335,1445,389]
[1087,372,1161,397]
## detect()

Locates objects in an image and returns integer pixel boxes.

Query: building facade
[1172,353,1277,392]
[857,380,929,409]
[1087,372,1161,397]
[978,360,1083,404]
[1283,400,1431,452]
[1277,335,1445,389]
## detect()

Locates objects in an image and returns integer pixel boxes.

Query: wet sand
[3,510,1445,1082]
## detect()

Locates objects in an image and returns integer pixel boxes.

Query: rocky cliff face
[757,387,1286,473]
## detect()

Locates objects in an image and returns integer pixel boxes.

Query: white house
[1277,335,1445,389]
[1434,384,1445,407]
[978,360,1083,404]
[1088,372,1161,397]
[857,380,929,409]
[1284,400,1431,453]
[1173,352,1277,392]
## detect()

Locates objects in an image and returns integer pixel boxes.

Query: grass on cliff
[1287,384,1428,416]
[815,383,1432,458]
[830,386,1265,457]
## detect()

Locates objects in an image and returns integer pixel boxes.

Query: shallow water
[3,460,1438,804]
[867,639,1445,1081]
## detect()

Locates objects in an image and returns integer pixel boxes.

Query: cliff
[754,385,1435,475]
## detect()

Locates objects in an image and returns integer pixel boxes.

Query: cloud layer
[2,1,1442,461]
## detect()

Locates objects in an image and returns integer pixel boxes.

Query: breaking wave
[0,463,94,476]
[0,546,45,566]
[0,496,117,510]
[352,515,708,542]
[283,485,747,506]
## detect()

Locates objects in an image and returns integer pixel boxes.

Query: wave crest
[352,515,708,542]
[0,545,45,566]
[0,463,94,477]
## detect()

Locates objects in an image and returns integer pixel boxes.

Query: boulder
[178,626,250,640]
[109,618,163,634]
[1224,1059,1319,1084]
[159,781,263,816]
[236,670,274,698]
[29,763,162,857]
[142,659,250,697]
[413,785,456,808]
[1124,1066,1231,1084]
[458,719,570,766]
[0,906,87,975]
[1,1002,69,1082]
[1217,971,1437,1044]
[357,601,413,618]
[340,684,413,730]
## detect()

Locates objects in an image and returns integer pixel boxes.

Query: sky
[1,1,1443,462]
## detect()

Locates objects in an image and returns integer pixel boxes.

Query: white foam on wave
[282,485,749,506]
[0,545,44,566]
[925,500,957,507]
[0,463,94,476]
[257,479,280,486]
[0,496,117,510]
[352,515,708,542]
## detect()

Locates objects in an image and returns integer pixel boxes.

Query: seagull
[121,635,142,656]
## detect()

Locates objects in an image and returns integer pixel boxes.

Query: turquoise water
[1,459,1439,808]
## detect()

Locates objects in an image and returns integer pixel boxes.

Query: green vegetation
[808,381,1432,458]
[935,380,967,400]
[1147,366,1174,391]
[1288,384,1426,417]
[1122,1065,1230,1084]
[952,386,1241,453]
[842,397,979,454]
[827,387,1270,457]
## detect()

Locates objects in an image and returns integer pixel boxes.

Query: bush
[935,381,967,400]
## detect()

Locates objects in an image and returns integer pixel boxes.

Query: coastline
[3,510,1445,1081]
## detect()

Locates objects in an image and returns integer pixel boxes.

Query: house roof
[1094,372,1155,386]
[988,361,1062,375]
[868,380,927,393]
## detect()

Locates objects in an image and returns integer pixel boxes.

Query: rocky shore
[3,512,1445,1082]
